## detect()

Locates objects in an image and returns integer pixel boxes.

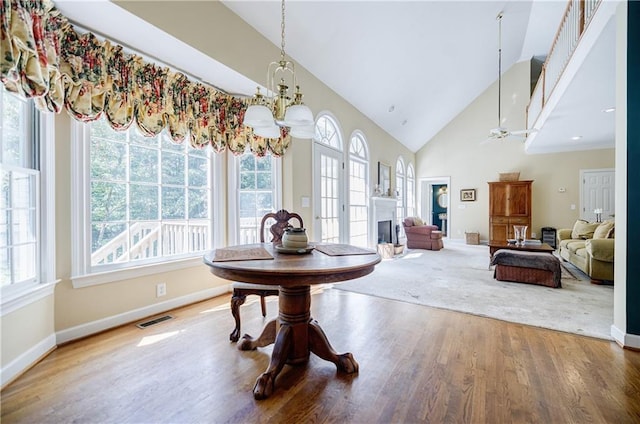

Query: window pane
[188,156,208,187]
[90,138,126,181]
[131,129,158,147]
[91,182,126,221]
[130,184,159,220]
[256,172,272,190]
[1,87,29,167]
[162,152,185,185]
[13,243,36,283]
[240,155,255,171]
[239,193,256,218]
[91,118,126,142]
[256,156,271,171]
[130,145,158,183]
[11,209,36,244]
[0,247,9,286]
[189,188,208,219]
[92,222,126,263]
[240,172,255,190]
[161,187,185,219]
[130,221,160,260]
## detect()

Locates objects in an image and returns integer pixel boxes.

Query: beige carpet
[333,240,614,340]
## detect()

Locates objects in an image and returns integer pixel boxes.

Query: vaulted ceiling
[56,1,617,155]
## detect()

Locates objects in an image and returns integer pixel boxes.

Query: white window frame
[1,88,56,314]
[227,151,282,246]
[71,121,219,288]
[348,131,369,247]
[406,163,416,218]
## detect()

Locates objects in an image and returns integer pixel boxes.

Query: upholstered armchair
[402,217,444,250]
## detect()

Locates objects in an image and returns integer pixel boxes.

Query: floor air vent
[136,315,174,329]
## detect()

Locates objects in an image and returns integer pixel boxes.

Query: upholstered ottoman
[491,249,562,288]
[430,230,443,251]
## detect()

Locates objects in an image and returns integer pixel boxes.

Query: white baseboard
[1,334,56,389]
[56,285,230,344]
[611,324,640,349]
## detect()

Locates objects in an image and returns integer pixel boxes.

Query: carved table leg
[253,324,292,399]
[308,319,359,374]
[238,318,277,351]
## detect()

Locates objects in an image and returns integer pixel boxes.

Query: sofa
[402,217,443,250]
[557,219,615,283]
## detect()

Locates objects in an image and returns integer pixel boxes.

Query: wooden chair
[229,209,304,342]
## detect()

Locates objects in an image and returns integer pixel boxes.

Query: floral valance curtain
[0,0,290,156]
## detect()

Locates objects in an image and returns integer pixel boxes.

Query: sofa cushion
[564,240,586,254]
[413,217,424,226]
[593,219,615,239]
[571,220,600,239]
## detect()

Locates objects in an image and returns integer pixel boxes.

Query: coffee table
[488,241,555,256]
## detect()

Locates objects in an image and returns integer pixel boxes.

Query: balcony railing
[527,0,602,128]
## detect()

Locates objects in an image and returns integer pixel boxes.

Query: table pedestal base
[238,285,358,400]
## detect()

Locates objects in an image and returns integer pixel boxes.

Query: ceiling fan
[483,12,536,144]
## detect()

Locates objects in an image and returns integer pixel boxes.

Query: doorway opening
[419,177,450,237]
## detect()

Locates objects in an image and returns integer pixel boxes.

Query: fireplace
[369,196,398,248]
[378,220,393,244]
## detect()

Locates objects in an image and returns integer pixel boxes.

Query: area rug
[333,241,614,340]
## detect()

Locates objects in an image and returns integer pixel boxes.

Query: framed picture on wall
[378,162,391,196]
[460,188,476,202]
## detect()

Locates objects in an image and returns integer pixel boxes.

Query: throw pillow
[593,220,615,239]
[413,217,424,226]
[571,219,600,239]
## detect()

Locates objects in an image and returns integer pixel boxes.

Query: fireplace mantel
[370,196,397,248]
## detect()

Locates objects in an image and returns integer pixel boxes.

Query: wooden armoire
[488,180,533,242]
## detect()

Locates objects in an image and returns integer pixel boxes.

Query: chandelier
[242,0,314,139]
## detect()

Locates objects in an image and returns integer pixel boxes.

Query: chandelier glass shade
[243,0,314,139]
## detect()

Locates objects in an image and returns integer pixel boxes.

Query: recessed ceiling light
[388,105,395,113]
[571,136,582,141]
[603,107,615,113]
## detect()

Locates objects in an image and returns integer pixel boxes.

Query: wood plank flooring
[2,287,640,423]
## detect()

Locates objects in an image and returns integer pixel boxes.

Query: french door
[313,143,345,243]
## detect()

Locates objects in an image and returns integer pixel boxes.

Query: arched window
[315,115,342,150]
[395,157,406,235]
[348,132,369,247]
[313,114,344,243]
[406,164,416,218]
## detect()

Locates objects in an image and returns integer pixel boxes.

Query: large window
[314,114,344,243]
[1,87,39,288]
[73,118,213,279]
[348,132,369,247]
[395,157,406,225]
[236,153,280,243]
[406,164,415,218]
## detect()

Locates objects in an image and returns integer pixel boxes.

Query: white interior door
[313,143,344,243]
[581,169,615,221]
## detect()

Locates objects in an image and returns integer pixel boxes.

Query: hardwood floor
[2,287,640,423]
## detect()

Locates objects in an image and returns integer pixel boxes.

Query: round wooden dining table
[203,243,381,399]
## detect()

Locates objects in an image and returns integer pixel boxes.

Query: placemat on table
[314,244,377,256]
[213,245,274,262]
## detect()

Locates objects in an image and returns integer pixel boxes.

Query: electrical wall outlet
[531,232,537,238]
[156,283,166,297]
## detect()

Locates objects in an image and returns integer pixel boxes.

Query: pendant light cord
[497,12,503,127]
[280,0,286,62]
